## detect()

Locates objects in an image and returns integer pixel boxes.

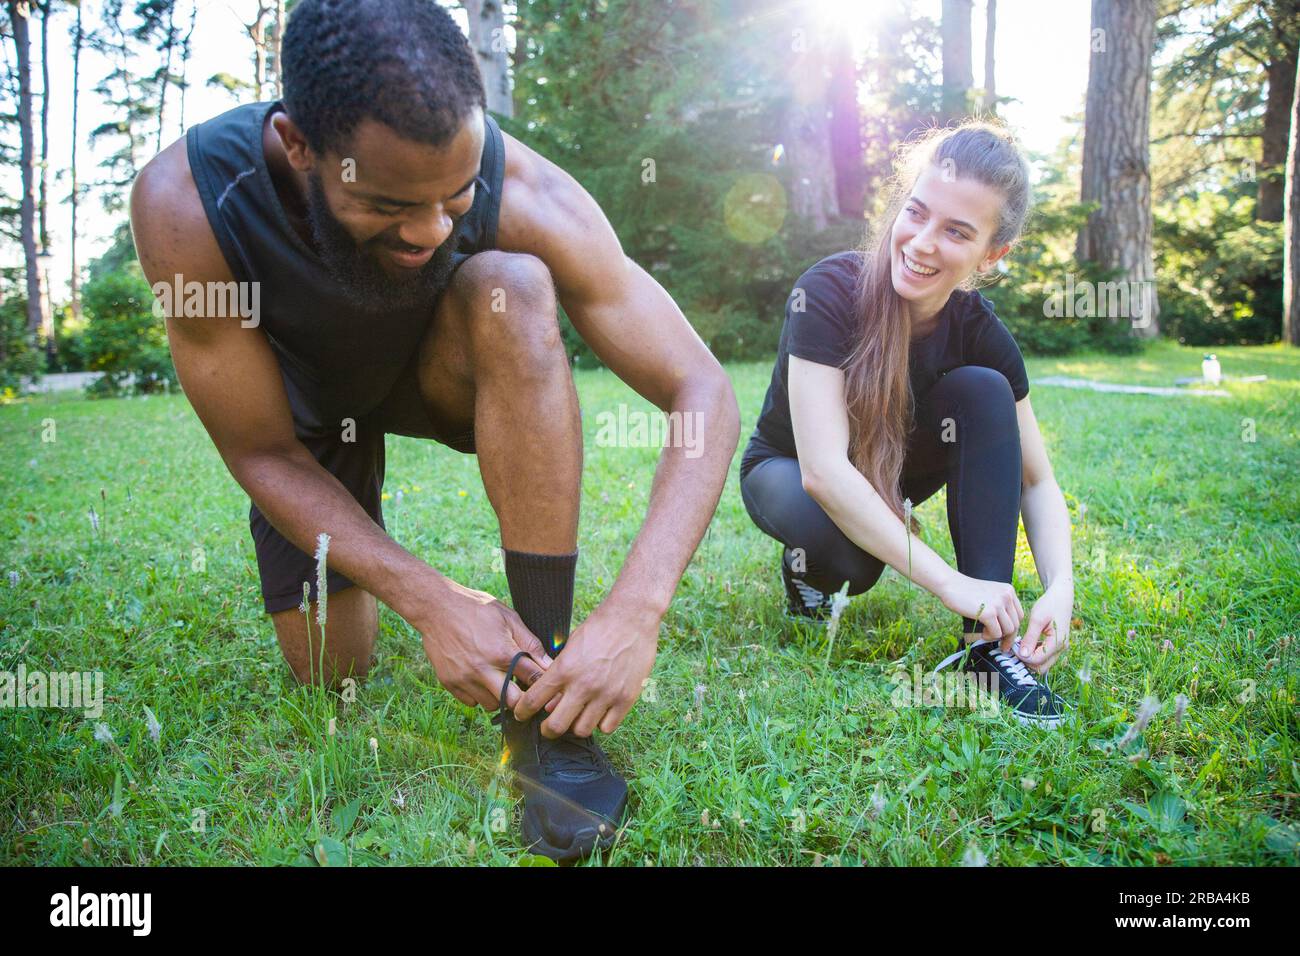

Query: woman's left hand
[1017,582,1073,674]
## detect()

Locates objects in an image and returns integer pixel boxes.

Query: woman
[740,121,1074,726]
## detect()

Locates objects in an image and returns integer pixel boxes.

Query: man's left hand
[512,598,659,737]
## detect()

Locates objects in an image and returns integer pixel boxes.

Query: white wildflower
[903,498,914,586]
[314,532,331,630]
[825,582,851,652]
[961,842,988,867]
[143,705,161,743]
[1117,696,1161,749]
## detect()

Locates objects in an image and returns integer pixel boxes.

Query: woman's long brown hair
[842,120,1031,528]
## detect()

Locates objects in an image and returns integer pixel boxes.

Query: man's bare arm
[500,142,741,619]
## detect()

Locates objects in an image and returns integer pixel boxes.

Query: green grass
[1,338,1296,866]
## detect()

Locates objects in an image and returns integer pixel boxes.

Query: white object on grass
[1034,376,1228,398]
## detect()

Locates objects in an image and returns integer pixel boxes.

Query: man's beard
[304,171,458,313]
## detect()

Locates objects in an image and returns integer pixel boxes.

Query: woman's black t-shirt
[740,250,1030,479]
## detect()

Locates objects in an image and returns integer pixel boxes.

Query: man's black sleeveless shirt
[185,101,506,437]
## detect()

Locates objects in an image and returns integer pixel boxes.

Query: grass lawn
[1,338,1296,866]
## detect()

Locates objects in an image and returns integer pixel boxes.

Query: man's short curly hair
[281,0,487,155]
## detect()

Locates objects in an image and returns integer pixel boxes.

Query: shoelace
[934,638,1038,687]
[491,650,536,727]
[492,650,604,774]
[792,577,828,610]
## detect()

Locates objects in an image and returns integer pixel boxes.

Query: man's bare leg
[413,250,626,861]
[271,586,378,687]
[269,252,577,689]
[415,250,582,555]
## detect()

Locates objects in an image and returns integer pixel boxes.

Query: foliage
[985,186,1144,356]
[1155,193,1283,345]
[0,293,45,397]
[78,263,176,395]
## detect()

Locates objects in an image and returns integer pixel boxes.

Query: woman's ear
[979,241,1012,274]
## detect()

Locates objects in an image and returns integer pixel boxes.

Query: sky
[13,0,1094,301]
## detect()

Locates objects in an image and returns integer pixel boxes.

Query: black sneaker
[935,638,1067,728]
[781,549,835,620]
[492,653,628,862]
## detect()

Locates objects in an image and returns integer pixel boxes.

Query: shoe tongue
[541,733,603,780]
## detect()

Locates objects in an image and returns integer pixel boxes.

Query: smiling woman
[739,120,1076,727]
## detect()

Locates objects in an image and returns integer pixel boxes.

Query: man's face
[304,110,485,312]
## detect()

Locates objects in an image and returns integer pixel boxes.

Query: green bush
[80,265,176,396]
[1154,193,1281,346]
[0,295,45,398]
[984,192,1143,356]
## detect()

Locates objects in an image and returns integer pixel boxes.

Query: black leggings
[740,365,1022,632]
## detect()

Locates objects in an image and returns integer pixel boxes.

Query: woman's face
[889,162,1011,321]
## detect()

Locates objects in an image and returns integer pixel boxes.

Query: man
[130,0,738,862]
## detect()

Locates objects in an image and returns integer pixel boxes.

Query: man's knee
[451,251,564,363]
[270,590,378,689]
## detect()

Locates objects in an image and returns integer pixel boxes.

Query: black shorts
[249,345,476,615]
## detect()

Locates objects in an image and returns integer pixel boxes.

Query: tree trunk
[268,0,285,99]
[510,2,526,117]
[178,1,195,131]
[982,0,996,113]
[38,0,49,252]
[1283,54,1300,345]
[70,0,83,322]
[155,0,177,152]
[464,0,512,118]
[1077,0,1160,338]
[941,0,974,122]
[827,29,865,218]
[8,0,49,348]
[1260,53,1296,222]
[245,2,271,100]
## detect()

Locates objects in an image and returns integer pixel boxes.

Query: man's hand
[419,580,553,711]
[1017,582,1073,674]
[512,599,659,738]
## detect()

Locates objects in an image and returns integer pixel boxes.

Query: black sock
[503,548,578,657]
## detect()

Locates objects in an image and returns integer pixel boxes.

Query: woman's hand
[1018,581,1073,674]
[940,572,1024,647]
